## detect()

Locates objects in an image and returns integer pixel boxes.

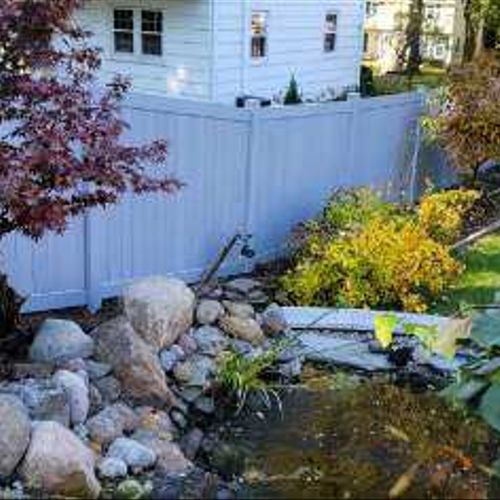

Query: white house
[363,0,465,74]
[76,0,366,104]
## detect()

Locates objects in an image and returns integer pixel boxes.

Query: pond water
[210,370,499,499]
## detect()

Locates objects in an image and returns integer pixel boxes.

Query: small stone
[278,358,303,379]
[86,403,138,445]
[196,300,225,325]
[187,355,216,388]
[0,379,70,427]
[229,339,254,356]
[246,290,269,305]
[135,407,174,438]
[20,421,100,498]
[0,395,31,479]
[116,479,144,500]
[93,375,121,403]
[159,345,185,373]
[177,333,198,356]
[261,304,288,335]
[97,457,128,479]
[224,278,262,296]
[53,369,90,425]
[192,326,228,357]
[88,384,103,415]
[177,386,203,403]
[170,409,187,429]
[84,360,112,381]
[222,301,255,320]
[219,316,264,345]
[107,437,156,471]
[180,428,204,461]
[173,361,193,385]
[30,319,94,364]
[194,396,215,415]
[123,277,195,351]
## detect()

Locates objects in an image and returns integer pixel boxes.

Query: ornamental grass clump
[282,188,473,313]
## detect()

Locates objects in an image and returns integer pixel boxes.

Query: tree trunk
[0,272,26,354]
[405,0,424,75]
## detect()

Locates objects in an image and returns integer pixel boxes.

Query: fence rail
[3,91,426,313]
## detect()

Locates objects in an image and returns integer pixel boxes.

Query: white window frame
[324,10,338,54]
[110,7,165,63]
[250,10,269,61]
[141,10,163,57]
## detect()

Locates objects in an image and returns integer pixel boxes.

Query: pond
[209,369,499,499]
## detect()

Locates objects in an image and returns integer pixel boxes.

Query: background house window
[324,12,337,52]
[142,10,163,56]
[366,1,377,17]
[251,11,268,58]
[114,9,134,53]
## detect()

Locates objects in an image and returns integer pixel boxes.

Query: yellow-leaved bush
[417,189,480,244]
[282,188,475,312]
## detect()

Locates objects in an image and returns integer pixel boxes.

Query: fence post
[347,92,361,186]
[84,210,101,312]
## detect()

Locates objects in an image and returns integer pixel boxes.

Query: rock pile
[0,275,286,499]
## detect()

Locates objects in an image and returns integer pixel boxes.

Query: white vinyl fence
[2,91,426,313]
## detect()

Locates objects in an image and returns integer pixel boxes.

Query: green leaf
[404,323,438,351]
[374,314,398,349]
[433,317,472,359]
[471,309,500,348]
[479,383,500,432]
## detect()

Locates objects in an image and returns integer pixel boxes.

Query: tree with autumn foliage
[424,52,500,180]
[0,0,180,340]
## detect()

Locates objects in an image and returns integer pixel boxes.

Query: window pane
[142,34,162,55]
[114,10,134,31]
[324,33,336,52]
[114,32,134,53]
[251,12,267,36]
[251,36,266,58]
[142,11,163,33]
[325,13,337,32]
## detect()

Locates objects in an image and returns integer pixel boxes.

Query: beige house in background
[363,0,465,73]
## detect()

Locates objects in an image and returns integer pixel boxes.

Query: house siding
[212,0,365,103]
[76,0,212,100]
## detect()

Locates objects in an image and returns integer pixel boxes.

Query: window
[113,9,164,57]
[366,1,377,17]
[363,32,369,53]
[251,11,268,59]
[142,10,163,56]
[324,12,337,53]
[114,9,134,54]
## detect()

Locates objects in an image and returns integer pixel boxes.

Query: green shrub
[283,74,302,105]
[282,188,467,313]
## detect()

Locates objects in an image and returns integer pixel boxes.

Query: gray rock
[123,277,195,351]
[177,333,198,356]
[29,319,94,364]
[196,300,225,325]
[135,407,174,438]
[93,316,175,407]
[229,339,254,356]
[222,301,255,320]
[0,379,70,427]
[180,428,204,461]
[224,278,262,296]
[177,386,203,403]
[173,361,193,385]
[278,358,303,379]
[132,430,191,474]
[97,457,128,479]
[159,346,184,373]
[219,316,264,345]
[193,396,215,415]
[170,409,187,429]
[107,437,156,471]
[296,332,394,371]
[93,375,121,403]
[53,370,89,425]
[88,384,104,415]
[261,304,289,335]
[84,360,112,381]
[192,326,228,356]
[20,421,100,498]
[116,479,144,500]
[0,395,31,479]
[10,363,54,380]
[187,355,216,388]
[86,403,138,445]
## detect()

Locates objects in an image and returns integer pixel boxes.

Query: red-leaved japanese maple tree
[0,0,180,340]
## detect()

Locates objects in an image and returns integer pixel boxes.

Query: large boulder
[29,319,94,364]
[93,316,175,407]
[0,379,70,427]
[20,421,101,499]
[124,277,195,351]
[0,395,31,479]
[53,370,89,425]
